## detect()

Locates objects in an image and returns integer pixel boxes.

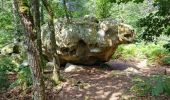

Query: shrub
[96,0,112,18]
[0,69,9,91]
[0,56,17,91]
[130,77,152,96]
[130,75,170,96]
[161,56,170,65]
[10,65,32,89]
[113,42,170,63]
[163,41,170,51]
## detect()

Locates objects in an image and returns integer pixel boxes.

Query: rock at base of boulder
[64,63,84,73]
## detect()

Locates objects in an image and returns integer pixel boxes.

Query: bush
[0,56,17,91]
[113,42,170,63]
[0,56,31,91]
[0,56,17,72]
[130,75,170,96]
[161,56,170,65]
[0,69,9,91]
[10,65,32,89]
[163,41,170,51]
[96,0,112,18]
[0,30,14,48]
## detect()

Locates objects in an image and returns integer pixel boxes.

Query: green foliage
[0,0,15,48]
[0,10,13,30]
[130,77,151,96]
[0,30,14,48]
[113,40,170,62]
[96,0,112,18]
[50,0,65,18]
[0,56,17,91]
[0,0,13,31]
[104,0,144,4]
[139,13,169,41]
[163,41,170,51]
[50,0,89,18]
[68,0,89,17]
[161,56,170,65]
[138,0,170,41]
[130,75,170,96]
[107,1,154,39]
[113,44,141,58]
[11,66,32,89]
[0,54,29,90]
[141,43,169,61]
[0,56,17,72]
[0,69,9,91]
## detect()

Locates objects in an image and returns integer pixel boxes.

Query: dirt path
[1,59,170,100]
[48,59,170,100]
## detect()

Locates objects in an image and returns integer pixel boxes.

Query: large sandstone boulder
[41,17,135,65]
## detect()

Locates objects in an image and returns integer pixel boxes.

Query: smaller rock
[64,63,84,72]
[46,62,54,67]
[21,60,29,67]
[124,67,140,74]
[136,59,148,68]
[1,44,14,55]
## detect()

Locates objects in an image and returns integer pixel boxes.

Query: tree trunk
[12,0,18,39]
[63,0,70,22]
[40,2,45,25]
[42,0,61,84]
[12,0,22,40]
[13,0,45,100]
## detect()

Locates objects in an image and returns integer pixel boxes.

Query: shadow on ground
[1,59,169,100]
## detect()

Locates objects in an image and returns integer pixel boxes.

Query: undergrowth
[0,56,31,91]
[0,56,17,91]
[0,30,14,48]
[130,75,170,96]
[113,41,170,64]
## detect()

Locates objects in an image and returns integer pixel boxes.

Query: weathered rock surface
[41,17,135,65]
[0,42,20,55]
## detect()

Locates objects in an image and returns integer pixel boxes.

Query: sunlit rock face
[41,17,135,65]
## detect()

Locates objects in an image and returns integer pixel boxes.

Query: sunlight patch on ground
[109,92,122,100]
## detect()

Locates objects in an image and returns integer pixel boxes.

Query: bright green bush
[113,41,170,62]
[130,75,170,96]
[96,0,112,18]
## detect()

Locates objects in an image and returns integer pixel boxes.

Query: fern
[131,75,170,96]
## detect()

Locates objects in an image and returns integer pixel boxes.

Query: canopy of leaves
[138,0,170,41]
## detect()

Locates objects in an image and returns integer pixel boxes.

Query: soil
[0,59,170,100]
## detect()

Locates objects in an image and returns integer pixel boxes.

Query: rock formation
[41,17,135,65]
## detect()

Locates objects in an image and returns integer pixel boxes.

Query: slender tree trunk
[40,2,44,25]
[12,0,21,40]
[12,0,18,38]
[63,0,70,22]
[31,0,45,99]
[42,0,61,84]
[13,0,45,100]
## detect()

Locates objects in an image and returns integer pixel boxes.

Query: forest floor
[0,58,170,100]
